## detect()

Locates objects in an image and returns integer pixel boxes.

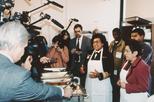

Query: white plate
[41,72,68,79]
[44,67,66,72]
[42,78,71,83]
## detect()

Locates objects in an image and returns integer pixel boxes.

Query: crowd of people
[0,21,153,102]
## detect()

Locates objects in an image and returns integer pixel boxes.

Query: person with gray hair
[0,21,72,102]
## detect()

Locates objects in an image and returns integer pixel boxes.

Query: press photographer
[40,34,69,68]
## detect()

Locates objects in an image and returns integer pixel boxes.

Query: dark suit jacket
[0,54,62,102]
[69,36,91,71]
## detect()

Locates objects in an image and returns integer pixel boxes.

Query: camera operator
[16,31,49,82]
[0,21,73,102]
[40,35,69,68]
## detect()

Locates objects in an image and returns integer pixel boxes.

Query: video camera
[0,0,14,11]
[16,36,48,65]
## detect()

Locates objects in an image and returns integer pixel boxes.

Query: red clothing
[125,57,151,93]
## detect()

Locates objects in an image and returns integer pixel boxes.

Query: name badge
[114,70,118,75]
[116,52,122,59]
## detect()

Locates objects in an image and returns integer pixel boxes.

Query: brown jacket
[109,39,125,70]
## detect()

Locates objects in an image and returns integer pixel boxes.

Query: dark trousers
[112,75,120,102]
[70,62,86,89]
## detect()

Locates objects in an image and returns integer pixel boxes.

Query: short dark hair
[91,34,109,55]
[112,28,121,34]
[131,28,145,37]
[60,30,70,39]
[126,40,143,56]
[74,24,83,31]
[52,35,63,43]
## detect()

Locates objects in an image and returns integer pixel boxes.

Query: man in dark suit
[69,24,91,88]
[0,21,72,102]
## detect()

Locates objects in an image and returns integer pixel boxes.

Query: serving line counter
[41,68,86,102]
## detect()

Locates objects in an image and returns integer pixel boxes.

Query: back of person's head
[92,28,99,35]
[74,24,83,31]
[0,21,29,50]
[52,35,64,48]
[52,35,61,43]
[131,28,145,37]
[126,40,143,56]
[60,30,70,40]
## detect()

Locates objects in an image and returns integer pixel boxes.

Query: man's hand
[21,56,32,70]
[80,65,85,74]
[64,86,73,98]
[71,48,76,54]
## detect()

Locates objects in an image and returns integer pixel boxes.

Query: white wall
[13,0,66,47]
[125,0,154,23]
[66,0,120,42]
[13,0,120,46]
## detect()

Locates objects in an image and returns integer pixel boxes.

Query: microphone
[47,0,63,8]
[40,12,64,29]
[51,19,64,29]
[71,18,79,22]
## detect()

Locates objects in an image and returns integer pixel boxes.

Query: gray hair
[0,21,30,50]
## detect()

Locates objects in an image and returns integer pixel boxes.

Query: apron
[85,49,112,102]
[120,61,148,102]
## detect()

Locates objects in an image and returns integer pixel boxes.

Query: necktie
[76,38,80,50]
[92,52,101,60]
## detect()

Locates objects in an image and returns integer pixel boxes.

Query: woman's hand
[89,69,99,78]
[120,82,126,89]
[80,65,85,74]
[40,56,50,64]
[21,56,32,71]
[117,80,121,86]
[117,80,126,89]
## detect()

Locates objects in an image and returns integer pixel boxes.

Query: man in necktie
[69,24,92,89]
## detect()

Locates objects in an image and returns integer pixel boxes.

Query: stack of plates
[41,68,70,86]
[41,72,68,79]
[44,67,66,72]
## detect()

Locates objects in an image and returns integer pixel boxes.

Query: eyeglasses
[74,30,81,33]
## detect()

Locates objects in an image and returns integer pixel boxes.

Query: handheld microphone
[47,0,63,8]
[71,18,79,22]
[51,19,64,29]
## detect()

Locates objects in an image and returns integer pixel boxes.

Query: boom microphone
[47,0,63,8]
[51,19,64,29]
[71,18,79,22]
